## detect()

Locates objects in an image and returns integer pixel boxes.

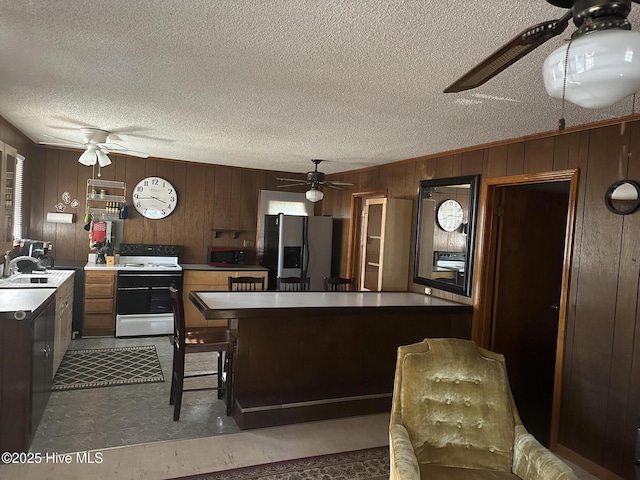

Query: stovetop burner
[117,244,182,271]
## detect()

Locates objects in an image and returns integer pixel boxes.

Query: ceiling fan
[444,0,640,108]
[40,127,149,170]
[277,159,355,202]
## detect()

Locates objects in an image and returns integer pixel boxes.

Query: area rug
[52,345,164,391]
[172,446,390,480]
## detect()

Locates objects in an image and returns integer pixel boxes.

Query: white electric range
[115,244,182,337]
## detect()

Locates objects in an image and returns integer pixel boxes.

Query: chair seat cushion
[419,464,520,480]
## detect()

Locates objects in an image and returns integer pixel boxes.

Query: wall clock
[436,199,464,232]
[132,176,178,219]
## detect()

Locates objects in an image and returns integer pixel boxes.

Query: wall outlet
[424,287,432,295]
[243,240,255,247]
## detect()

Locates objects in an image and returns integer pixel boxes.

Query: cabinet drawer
[85,298,113,314]
[85,271,115,284]
[184,271,231,286]
[83,314,115,335]
[86,283,114,298]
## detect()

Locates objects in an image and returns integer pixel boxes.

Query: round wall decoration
[132,177,178,219]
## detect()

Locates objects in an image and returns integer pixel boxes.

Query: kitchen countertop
[181,264,268,271]
[0,288,56,315]
[84,262,267,271]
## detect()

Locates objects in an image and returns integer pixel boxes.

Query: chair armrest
[389,423,420,480]
[512,426,579,480]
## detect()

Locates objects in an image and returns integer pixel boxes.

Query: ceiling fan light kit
[543,28,640,108]
[276,159,355,202]
[40,126,149,174]
[305,188,324,203]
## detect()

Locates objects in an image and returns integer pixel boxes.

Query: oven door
[117,272,182,315]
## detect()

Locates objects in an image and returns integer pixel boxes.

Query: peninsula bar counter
[190,291,472,429]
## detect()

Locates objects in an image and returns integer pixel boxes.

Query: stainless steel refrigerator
[263,214,333,291]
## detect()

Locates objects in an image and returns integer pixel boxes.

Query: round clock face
[437,199,464,232]
[132,177,178,219]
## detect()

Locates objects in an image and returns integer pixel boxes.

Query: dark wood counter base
[228,308,472,429]
[233,393,392,430]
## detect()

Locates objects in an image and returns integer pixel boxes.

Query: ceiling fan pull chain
[559,37,574,131]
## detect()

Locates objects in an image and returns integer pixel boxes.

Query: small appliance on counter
[209,247,245,267]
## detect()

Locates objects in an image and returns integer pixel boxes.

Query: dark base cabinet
[230,309,472,429]
[0,292,56,453]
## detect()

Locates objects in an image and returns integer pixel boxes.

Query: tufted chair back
[393,338,516,472]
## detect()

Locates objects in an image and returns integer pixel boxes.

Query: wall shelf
[87,179,126,219]
[211,228,244,239]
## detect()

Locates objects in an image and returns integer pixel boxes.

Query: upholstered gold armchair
[390,338,578,480]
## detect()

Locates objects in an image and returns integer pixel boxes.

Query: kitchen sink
[0,270,72,288]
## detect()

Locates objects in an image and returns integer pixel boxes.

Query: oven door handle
[118,287,150,291]
[151,286,172,290]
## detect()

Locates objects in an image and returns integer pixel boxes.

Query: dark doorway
[490,181,570,447]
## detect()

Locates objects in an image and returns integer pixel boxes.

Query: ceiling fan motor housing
[572,0,632,32]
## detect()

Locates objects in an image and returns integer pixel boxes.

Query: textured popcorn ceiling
[1,1,639,175]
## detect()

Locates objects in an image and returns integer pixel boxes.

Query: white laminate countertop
[191,291,470,317]
[84,262,267,271]
[181,264,268,271]
[0,288,56,315]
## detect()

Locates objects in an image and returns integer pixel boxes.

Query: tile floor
[6,335,602,479]
[31,335,238,454]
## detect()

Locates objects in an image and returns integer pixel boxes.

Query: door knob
[551,304,559,310]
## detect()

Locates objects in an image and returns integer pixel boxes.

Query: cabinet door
[53,275,74,377]
[31,299,54,441]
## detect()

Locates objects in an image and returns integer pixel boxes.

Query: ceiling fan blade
[39,142,84,149]
[277,182,307,188]
[107,149,149,158]
[325,184,346,191]
[42,134,85,146]
[444,12,572,93]
[276,177,306,182]
[326,181,354,186]
[100,142,127,150]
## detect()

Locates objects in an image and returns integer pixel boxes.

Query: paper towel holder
[46,212,75,224]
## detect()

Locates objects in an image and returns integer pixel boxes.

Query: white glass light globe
[305,188,324,203]
[543,29,640,108]
[78,149,98,166]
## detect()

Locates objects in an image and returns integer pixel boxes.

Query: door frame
[472,168,579,451]
[346,190,387,284]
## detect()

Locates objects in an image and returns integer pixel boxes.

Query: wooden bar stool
[276,276,310,291]
[228,276,265,291]
[323,277,355,291]
[169,285,235,420]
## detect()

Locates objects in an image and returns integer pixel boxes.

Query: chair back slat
[228,276,265,291]
[277,276,311,291]
[323,277,355,292]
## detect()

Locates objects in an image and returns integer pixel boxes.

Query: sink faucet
[8,256,44,275]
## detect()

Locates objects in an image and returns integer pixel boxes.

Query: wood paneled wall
[321,120,640,479]
[26,148,307,264]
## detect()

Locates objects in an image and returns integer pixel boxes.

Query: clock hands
[135,195,167,204]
